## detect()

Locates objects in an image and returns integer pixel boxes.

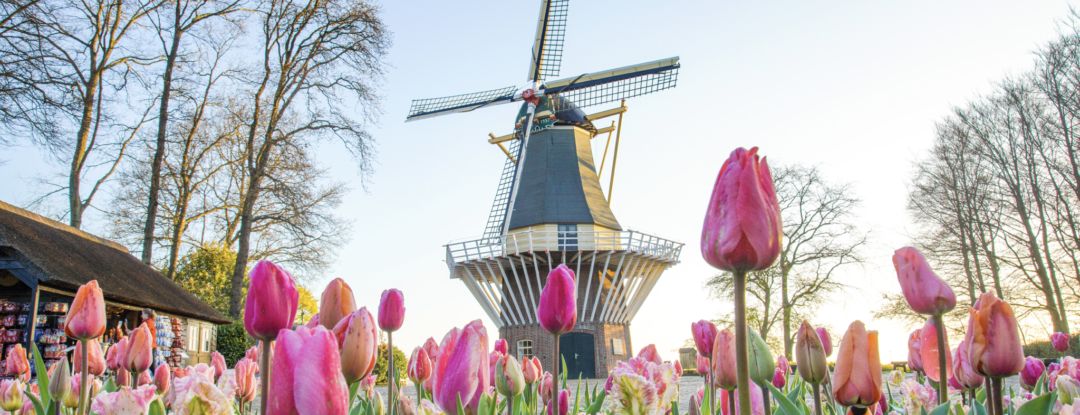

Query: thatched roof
[0,200,231,324]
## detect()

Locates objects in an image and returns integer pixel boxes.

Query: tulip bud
[546,390,570,415]
[796,321,828,385]
[153,364,170,396]
[817,328,833,358]
[49,357,72,403]
[211,351,226,380]
[399,395,417,415]
[378,289,406,332]
[701,147,783,272]
[637,344,662,365]
[1054,333,1072,353]
[692,320,719,357]
[65,280,106,340]
[523,357,542,384]
[907,329,923,372]
[747,327,775,386]
[966,292,1024,379]
[244,261,300,341]
[832,321,882,408]
[772,367,786,389]
[1062,375,1080,405]
[270,326,350,415]
[495,354,525,397]
[893,247,957,316]
[1020,357,1046,391]
[137,370,152,386]
[373,390,385,415]
[332,307,379,384]
[74,339,106,376]
[712,328,738,390]
[360,375,376,392]
[920,317,952,383]
[409,347,432,384]
[319,278,357,330]
[696,354,710,376]
[539,372,553,403]
[5,345,28,376]
[493,339,508,356]
[537,265,577,336]
[0,380,24,411]
[689,393,703,415]
[106,338,126,372]
[125,323,153,374]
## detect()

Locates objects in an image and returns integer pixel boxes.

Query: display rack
[0,300,30,380]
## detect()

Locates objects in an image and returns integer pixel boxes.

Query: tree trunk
[143,6,183,265]
[70,68,102,229]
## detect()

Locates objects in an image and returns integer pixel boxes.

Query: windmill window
[557,224,578,250]
[518,339,534,360]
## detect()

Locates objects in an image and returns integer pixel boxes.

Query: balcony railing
[445,230,684,265]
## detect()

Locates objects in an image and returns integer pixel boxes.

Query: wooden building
[0,200,230,374]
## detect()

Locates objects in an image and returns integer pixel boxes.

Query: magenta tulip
[1054,333,1071,353]
[65,281,106,340]
[692,320,719,357]
[817,328,833,357]
[409,347,432,384]
[332,307,379,384]
[537,265,576,335]
[893,247,956,316]
[638,344,662,365]
[907,329,924,372]
[422,337,440,392]
[1020,357,1046,391]
[432,320,490,415]
[966,292,1024,379]
[269,326,349,415]
[772,367,786,389]
[378,289,405,332]
[494,339,508,356]
[546,390,569,415]
[701,147,783,272]
[244,261,300,341]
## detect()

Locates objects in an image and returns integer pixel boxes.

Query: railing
[445,230,684,265]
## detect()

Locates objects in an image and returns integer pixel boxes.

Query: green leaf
[26,389,46,415]
[149,397,166,415]
[956,403,966,415]
[350,399,364,415]
[1015,392,1056,415]
[585,390,605,415]
[977,388,986,403]
[349,382,361,410]
[458,394,467,415]
[920,403,929,415]
[767,381,801,415]
[1035,373,1045,396]
[573,374,583,414]
[928,402,951,415]
[786,383,803,406]
[972,399,987,415]
[102,378,118,394]
[31,342,51,404]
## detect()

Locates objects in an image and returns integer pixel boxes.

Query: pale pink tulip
[124,323,153,374]
[712,328,738,390]
[967,292,1024,378]
[893,247,957,316]
[90,385,157,415]
[920,317,952,383]
[637,344,662,365]
[332,307,379,384]
[74,339,106,376]
[154,364,170,396]
[65,280,106,340]
[210,352,226,380]
[409,347,432,384]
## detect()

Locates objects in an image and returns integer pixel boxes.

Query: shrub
[1024,333,1078,359]
[217,322,254,367]
[683,368,700,377]
[373,343,408,385]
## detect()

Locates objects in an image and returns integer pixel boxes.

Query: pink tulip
[154,364,170,396]
[701,147,782,272]
[5,345,27,376]
[537,265,576,336]
[951,339,983,390]
[432,320,490,415]
[892,248,957,316]
[637,344,662,365]
[494,339,508,356]
[675,359,684,376]
[423,337,440,392]
[360,375,376,393]
[1020,357,1046,390]
[115,368,130,388]
[907,329,924,372]
[306,314,321,329]
[409,347,432,384]
[235,358,258,404]
[817,328,833,357]
[137,370,151,386]
[106,339,126,372]
[125,323,153,374]
[967,292,1025,378]
[65,280,106,340]
[0,380,24,411]
[539,372,554,403]
[74,339,106,376]
[696,354,710,376]
[776,355,790,375]
[523,357,542,384]
[546,390,569,415]
[332,307,379,384]
[319,278,357,330]
[494,354,525,397]
[91,385,156,415]
[772,367,786,389]
[211,352,226,380]
[269,326,349,415]
[1054,333,1072,353]
[244,261,300,341]
[832,321,882,408]
[712,328,738,390]
[720,383,765,415]
[488,351,504,387]
[692,320,719,357]
[378,289,406,332]
[920,317,952,383]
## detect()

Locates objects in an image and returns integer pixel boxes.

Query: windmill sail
[407,85,518,122]
[545,57,680,111]
[527,0,569,82]
[480,138,521,243]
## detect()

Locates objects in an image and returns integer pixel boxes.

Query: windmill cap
[515,95,596,133]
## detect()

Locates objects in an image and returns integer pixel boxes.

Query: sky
[0,0,1076,363]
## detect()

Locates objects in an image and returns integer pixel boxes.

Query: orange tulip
[319,278,357,330]
[919,317,952,383]
[966,292,1024,379]
[711,328,738,390]
[832,321,882,408]
[65,281,106,340]
[73,340,106,376]
[125,323,153,374]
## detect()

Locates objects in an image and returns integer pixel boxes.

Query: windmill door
[559,333,595,379]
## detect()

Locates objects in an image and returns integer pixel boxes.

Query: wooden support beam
[585,105,628,121]
[488,132,516,144]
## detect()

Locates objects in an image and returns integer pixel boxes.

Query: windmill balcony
[445,229,682,269]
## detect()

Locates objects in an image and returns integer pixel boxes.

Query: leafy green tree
[373,343,407,386]
[174,244,246,316]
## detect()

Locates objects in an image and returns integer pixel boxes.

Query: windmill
[408,0,683,377]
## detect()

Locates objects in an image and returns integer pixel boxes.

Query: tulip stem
[708,370,716,415]
[78,340,88,415]
[733,270,752,415]
[389,332,396,415]
[932,315,948,405]
[259,340,271,415]
[812,383,823,415]
[728,389,736,415]
[762,385,771,415]
[992,378,1003,415]
[552,333,560,415]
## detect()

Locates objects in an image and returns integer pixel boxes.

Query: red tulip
[1054,333,1071,353]
[951,339,983,390]
[712,328,738,390]
[817,328,833,357]
[537,265,576,335]
[153,364,170,396]
[701,147,782,272]
[772,365,787,389]
[211,351,226,380]
[409,347,432,384]
[432,320,489,415]
[64,280,106,340]
[125,323,153,374]
[696,354,710,376]
[637,344,662,365]
[269,326,349,415]
[795,321,828,385]
[73,339,105,376]
[907,329,923,372]
[319,278,357,330]
[966,292,1024,378]
[244,261,300,341]
[5,345,28,376]
[106,339,126,372]
[332,307,379,384]
[523,357,542,384]
[893,247,957,316]
[919,317,952,383]
[235,358,258,404]
[692,320,719,357]
[378,289,405,332]
[832,321,882,408]
[494,339,508,356]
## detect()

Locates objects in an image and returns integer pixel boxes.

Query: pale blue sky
[0,1,1073,361]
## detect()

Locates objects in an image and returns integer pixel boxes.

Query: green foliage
[373,342,407,385]
[296,285,319,325]
[1024,334,1078,358]
[217,322,254,366]
[174,244,246,316]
